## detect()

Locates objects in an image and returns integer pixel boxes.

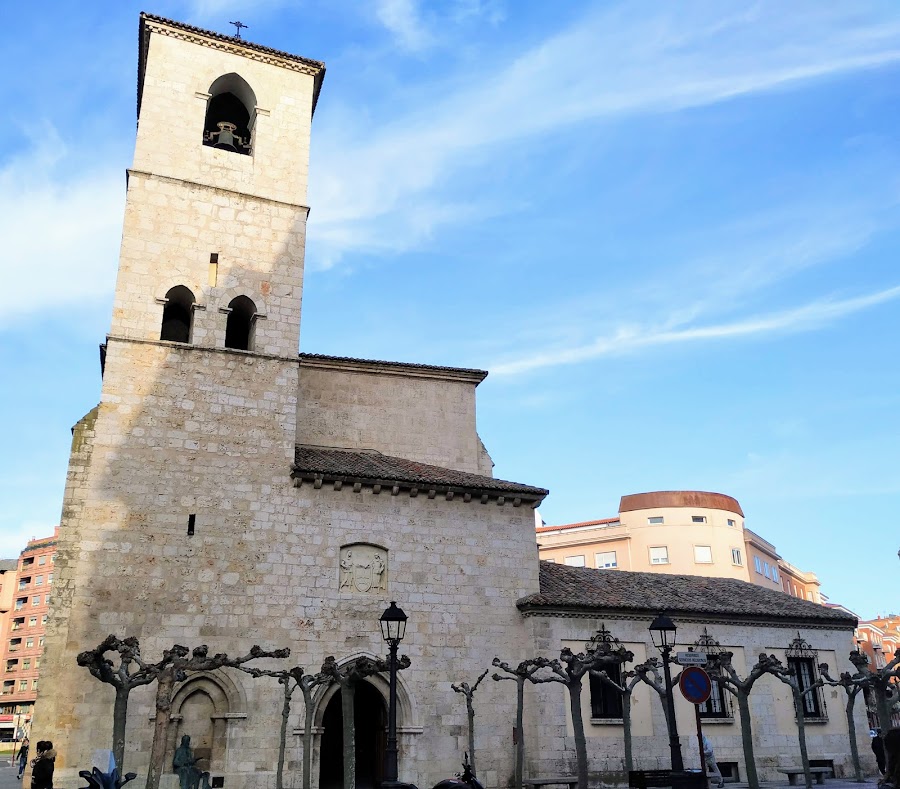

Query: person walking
[703,733,725,788]
[15,738,29,780]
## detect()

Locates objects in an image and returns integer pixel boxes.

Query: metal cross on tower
[229,21,249,39]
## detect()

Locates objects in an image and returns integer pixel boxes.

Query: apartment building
[537,491,823,602]
[0,531,57,739]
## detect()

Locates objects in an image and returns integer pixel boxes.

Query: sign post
[679,666,713,783]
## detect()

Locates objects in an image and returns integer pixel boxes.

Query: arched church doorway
[319,681,386,789]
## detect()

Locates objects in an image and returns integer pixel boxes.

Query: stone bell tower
[34,15,325,777]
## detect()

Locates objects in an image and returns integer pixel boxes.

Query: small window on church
[225,296,256,351]
[160,286,195,343]
[203,74,255,155]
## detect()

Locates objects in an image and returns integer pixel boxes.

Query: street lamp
[380,601,407,788]
[649,612,685,773]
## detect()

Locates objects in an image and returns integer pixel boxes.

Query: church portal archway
[319,681,386,789]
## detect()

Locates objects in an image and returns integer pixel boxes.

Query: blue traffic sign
[679,666,712,705]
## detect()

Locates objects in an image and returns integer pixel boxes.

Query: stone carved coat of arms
[339,544,387,593]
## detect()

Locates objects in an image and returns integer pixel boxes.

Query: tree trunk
[791,687,812,789]
[568,678,589,789]
[515,678,525,789]
[844,691,864,783]
[113,686,129,773]
[874,682,894,734]
[736,691,760,789]
[341,682,356,789]
[622,692,633,774]
[466,697,477,776]
[302,685,315,789]
[276,682,291,789]
[146,672,176,789]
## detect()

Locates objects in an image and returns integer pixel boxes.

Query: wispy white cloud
[309,1,900,266]
[0,127,123,328]
[490,285,900,376]
[375,0,434,52]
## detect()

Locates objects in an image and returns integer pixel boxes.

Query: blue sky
[1,0,899,618]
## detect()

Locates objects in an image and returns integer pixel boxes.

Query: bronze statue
[172,735,203,789]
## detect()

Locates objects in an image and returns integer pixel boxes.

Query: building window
[225,296,257,351]
[14,599,25,611]
[731,548,743,565]
[31,680,37,690]
[589,662,624,719]
[11,619,23,631]
[763,562,771,578]
[754,557,762,574]
[564,556,586,567]
[649,546,669,565]
[772,566,780,583]
[21,558,33,568]
[699,675,732,719]
[47,573,52,584]
[34,659,40,669]
[25,639,33,649]
[595,551,617,569]
[38,637,44,647]
[34,576,43,586]
[694,545,713,564]
[727,519,736,527]
[807,591,814,601]
[648,516,664,525]
[45,595,50,604]
[37,556,45,566]
[51,554,55,564]
[160,285,196,343]
[31,597,39,606]
[21,660,29,671]
[41,615,47,625]
[18,681,26,692]
[788,657,824,717]
[691,515,707,523]
[28,618,36,628]
[5,661,17,673]
[17,579,28,591]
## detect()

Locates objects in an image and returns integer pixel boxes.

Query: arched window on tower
[160,286,195,343]
[225,296,257,351]
[203,74,256,155]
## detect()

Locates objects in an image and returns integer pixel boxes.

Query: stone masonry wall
[34,337,540,789]
[297,362,489,474]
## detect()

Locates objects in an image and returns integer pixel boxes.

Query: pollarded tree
[240,664,328,789]
[594,662,652,773]
[632,657,673,729]
[532,648,607,789]
[134,644,290,789]
[77,635,156,773]
[818,661,865,783]
[847,648,900,732]
[451,668,489,777]
[320,654,410,789]
[492,657,554,789]
[706,650,786,789]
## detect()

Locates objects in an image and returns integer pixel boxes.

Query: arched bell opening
[160,285,195,343]
[203,73,256,155]
[224,295,257,351]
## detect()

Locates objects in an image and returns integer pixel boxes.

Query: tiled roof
[536,517,620,534]
[293,446,548,501]
[299,353,488,382]
[517,562,857,626]
[0,559,18,573]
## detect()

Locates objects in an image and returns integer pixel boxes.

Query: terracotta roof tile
[536,517,619,533]
[293,446,548,500]
[518,561,856,626]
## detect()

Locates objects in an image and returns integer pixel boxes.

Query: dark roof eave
[515,600,858,629]
[291,467,548,504]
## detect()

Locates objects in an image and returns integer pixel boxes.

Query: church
[34,14,869,789]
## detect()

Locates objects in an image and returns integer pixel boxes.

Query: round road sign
[679,666,712,705]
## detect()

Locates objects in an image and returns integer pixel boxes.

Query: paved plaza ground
[0,756,884,789]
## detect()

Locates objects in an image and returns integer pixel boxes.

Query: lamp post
[380,601,407,788]
[649,612,684,773]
